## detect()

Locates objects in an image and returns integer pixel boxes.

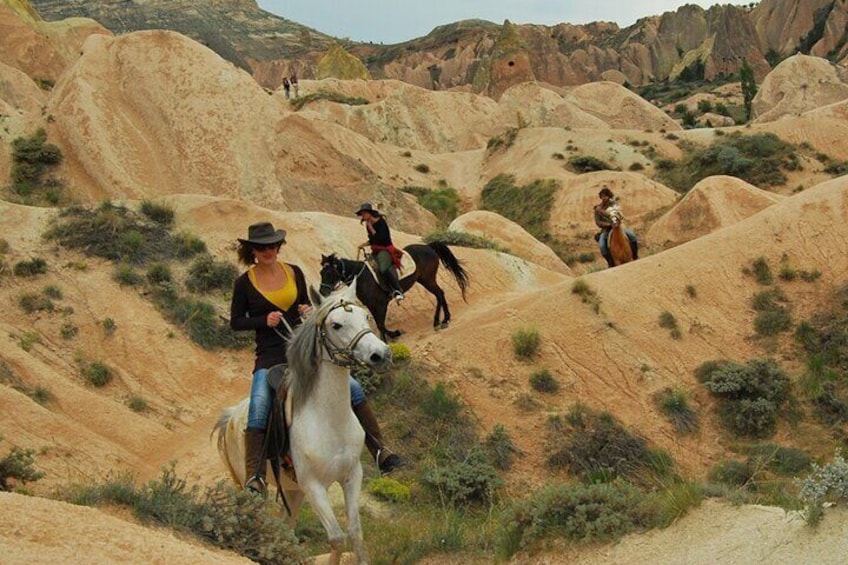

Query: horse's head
[319,253,344,297]
[312,284,392,372]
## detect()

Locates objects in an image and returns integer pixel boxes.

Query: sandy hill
[646,176,784,248]
[4,2,848,563]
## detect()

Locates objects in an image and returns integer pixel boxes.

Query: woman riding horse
[230,222,404,496]
[594,186,638,268]
[355,202,405,302]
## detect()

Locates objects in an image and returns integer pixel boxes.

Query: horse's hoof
[435,321,450,330]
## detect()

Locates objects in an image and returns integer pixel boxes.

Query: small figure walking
[290,71,299,98]
[283,77,291,99]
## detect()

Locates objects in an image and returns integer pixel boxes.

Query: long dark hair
[236,241,282,267]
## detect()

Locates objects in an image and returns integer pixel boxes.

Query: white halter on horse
[213,283,391,564]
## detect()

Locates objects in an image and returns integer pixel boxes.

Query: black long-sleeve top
[367,217,393,246]
[230,263,310,372]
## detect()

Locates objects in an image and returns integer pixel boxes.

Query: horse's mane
[286,295,338,410]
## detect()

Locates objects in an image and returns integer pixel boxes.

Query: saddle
[364,251,414,289]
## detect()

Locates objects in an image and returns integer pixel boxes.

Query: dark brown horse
[319,242,469,340]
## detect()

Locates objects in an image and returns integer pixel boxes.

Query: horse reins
[319,258,365,294]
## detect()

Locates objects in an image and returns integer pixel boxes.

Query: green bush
[173,232,207,258]
[567,155,612,173]
[152,292,244,350]
[146,263,173,285]
[60,322,78,339]
[13,258,47,277]
[529,369,559,393]
[653,387,698,434]
[658,311,682,339]
[423,230,503,250]
[289,89,368,111]
[481,174,558,240]
[511,327,541,359]
[487,127,519,151]
[421,382,463,421]
[547,406,673,483]
[367,477,411,503]
[797,450,848,526]
[750,256,774,285]
[571,279,601,312]
[127,395,148,412]
[9,128,63,203]
[102,317,117,335]
[752,288,791,337]
[400,186,461,227]
[185,255,238,293]
[389,342,411,363]
[421,444,502,506]
[113,264,143,286]
[42,285,63,299]
[747,444,811,475]
[83,361,112,387]
[62,465,306,563]
[499,480,655,557]
[484,424,519,470]
[696,358,791,438]
[708,459,752,487]
[0,445,45,491]
[657,133,796,192]
[413,163,430,173]
[139,200,175,226]
[18,292,54,313]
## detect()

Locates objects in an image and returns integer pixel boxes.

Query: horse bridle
[316,299,375,367]
[319,257,364,294]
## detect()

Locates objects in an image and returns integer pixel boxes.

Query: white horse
[213,283,391,564]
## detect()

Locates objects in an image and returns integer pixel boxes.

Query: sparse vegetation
[18,291,55,314]
[401,185,461,227]
[289,89,368,111]
[82,361,113,388]
[529,369,559,393]
[752,288,792,337]
[0,444,45,491]
[511,327,541,359]
[13,258,47,277]
[797,450,848,526]
[423,229,504,251]
[656,133,797,192]
[487,127,519,151]
[139,200,175,226]
[61,465,306,563]
[566,155,613,173]
[8,128,64,204]
[653,387,699,434]
[658,311,682,339]
[481,174,558,241]
[572,279,601,313]
[127,395,148,412]
[185,255,238,293]
[485,424,519,470]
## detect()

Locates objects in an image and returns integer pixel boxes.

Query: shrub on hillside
[400,185,461,226]
[139,200,175,226]
[797,450,848,526]
[566,155,612,173]
[13,258,47,277]
[481,174,558,240]
[0,445,45,491]
[9,128,63,203]
[185,255,238,293]
[511,327,541,359]
[547,406,674,483]
[423,230,503,251]
[696,358,791,438]
[653,387,698,434]
[421,444,502,506]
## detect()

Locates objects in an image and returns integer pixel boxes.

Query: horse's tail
[211,405,243,488]
[427,241,470,301]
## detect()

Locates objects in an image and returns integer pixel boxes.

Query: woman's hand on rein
[267,311,283,327]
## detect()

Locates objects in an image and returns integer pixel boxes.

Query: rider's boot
[244,427,268,497]
[602,251,615,268]
[630,239,639,260]
[353,400,406,476]
[386,268,404,302]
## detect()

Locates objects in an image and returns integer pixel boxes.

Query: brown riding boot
[244,427,268,497]
[353,401,406,476]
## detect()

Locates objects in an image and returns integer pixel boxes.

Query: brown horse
[319,242,469,341]
[608,213,634,266]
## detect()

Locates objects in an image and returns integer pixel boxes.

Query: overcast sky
[256,1,722,45]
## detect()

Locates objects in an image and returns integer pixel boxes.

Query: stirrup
[245,475,268,498]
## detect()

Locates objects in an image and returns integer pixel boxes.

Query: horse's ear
[343,277,358,302]
[321,254,327,261]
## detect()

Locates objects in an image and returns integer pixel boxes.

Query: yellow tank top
[248,262,298,311]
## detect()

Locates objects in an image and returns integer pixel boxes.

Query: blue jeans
[246,367,365,429]
[599,229,637,257]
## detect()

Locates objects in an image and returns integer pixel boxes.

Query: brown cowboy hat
[237,222,287,246]
[354,202,381,217]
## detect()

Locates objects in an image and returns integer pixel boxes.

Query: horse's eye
[332,322,343,330]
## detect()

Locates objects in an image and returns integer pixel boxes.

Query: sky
[256,1,722,45]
